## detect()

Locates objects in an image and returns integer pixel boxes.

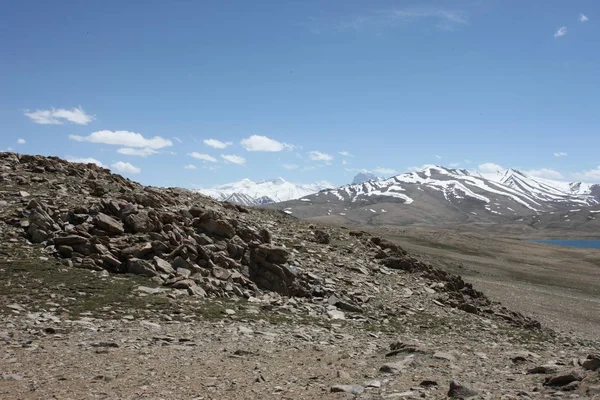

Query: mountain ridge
[273,165,600,229]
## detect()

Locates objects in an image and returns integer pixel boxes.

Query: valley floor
[378,227,600,343]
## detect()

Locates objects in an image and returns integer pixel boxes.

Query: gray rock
[447,380,478,398]
[330,385,363,395]
[153,257,175,275]
[380,355,417,374]
[53,235,88,246]
[528,364,560,374]
[327,309,345,320]
[136,286,165,295]
[544,369,585,387]
[196,219,236,239]
[582,354,600,371]
[127,258,158,277]
[434,351,458,363]
[93,213,124,235]
[313,229,330,244]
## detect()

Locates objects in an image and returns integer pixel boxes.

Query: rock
[153,257,175,275]
[212,266,232,281]
[582,354,600,371]
[364,380,381,388]
[386,391,418,398]
[125,211,160,233]
[188,285,206,297]
[313,229,330,244]
[127,258,158,277]
[93,213,124,235]
[447,380,478,398]
[330,385,363,395]
[53,235,88,246]
[419,380,438,388]
[544,370,585,387]
[136,286,165,295]
[382,257,416,272]
[434,351,458,363]
[528,364,560,374]
[196,219,236,239]
[327,310,345,320]
[380,355,417,374]
[27,224,49,243]
[253,244,289,264]
[337,370,351,379]
[458,303,478,314]
[171,279,195,290]
[328,295,363,313]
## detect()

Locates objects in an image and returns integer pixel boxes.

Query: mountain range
[272,166,600,230]
[196,178,333,206]
[195,166,600,231]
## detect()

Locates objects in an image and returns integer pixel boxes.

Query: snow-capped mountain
[352,172,380,185]
[197,178,333,206]
[274,166,600,225]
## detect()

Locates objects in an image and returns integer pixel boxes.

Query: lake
[529,239,600,249]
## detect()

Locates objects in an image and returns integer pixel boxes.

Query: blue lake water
[529,240,600,249]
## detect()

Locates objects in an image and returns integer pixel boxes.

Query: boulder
[93,213,124,235]
[195,219,236,239]
[127,258,158,277]
[544,369,585,387]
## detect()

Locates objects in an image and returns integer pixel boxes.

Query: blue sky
[2,0,600,187]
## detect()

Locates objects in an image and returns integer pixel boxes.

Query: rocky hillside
[1,152,598,399]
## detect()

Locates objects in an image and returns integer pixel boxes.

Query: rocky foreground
[0,152,598,399]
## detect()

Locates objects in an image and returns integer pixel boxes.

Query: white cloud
[341,7,468,32]
[25,106,94,125]
[372,167,397,175]
[221,154,246,165]
[342,159,348,165]
[117,147,157,157]
[308,151,333,161]
[554,26,567,38]
[204,138,233,149]
[435,154,442,159]
[70,130,172,149]
[579,14,589,22]
[17,138,26,144]
[464,159,472,164]
[66,157,104,167]
[189,152,217,162]
[240,135,292,152]
[282,164,299,169]
[173,137,183,143]
[111,161,141,174]
[524,168,564,180]
[184,164,197,169]
[573,166,600,182]
[449,162,460,167]
[339,151,353,157]
[478,162,504,173]
[554,152,568,157]
[5,147,13,152]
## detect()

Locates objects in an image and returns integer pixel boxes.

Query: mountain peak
[352,172,379,185]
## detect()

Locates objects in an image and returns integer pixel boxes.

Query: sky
[2,0,600,188]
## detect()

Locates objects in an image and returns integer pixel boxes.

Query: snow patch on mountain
[197,178,333,206]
